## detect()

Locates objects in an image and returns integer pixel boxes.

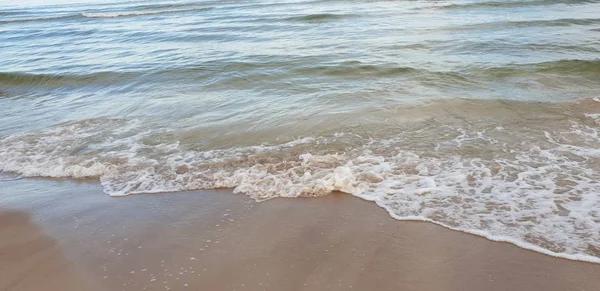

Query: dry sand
[1,178,599,291]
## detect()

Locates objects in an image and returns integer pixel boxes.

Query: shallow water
[1,0,600,262]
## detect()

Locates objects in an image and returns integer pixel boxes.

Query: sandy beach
[1,178,599,291]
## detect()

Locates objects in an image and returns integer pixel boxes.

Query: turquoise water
[1,0,600,262]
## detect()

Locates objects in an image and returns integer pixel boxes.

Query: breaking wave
[2,99,600,263]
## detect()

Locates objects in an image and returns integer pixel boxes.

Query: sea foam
[1,115,600,263]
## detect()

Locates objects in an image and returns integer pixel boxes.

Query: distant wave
[0,0,217,23]
[0,14,81,24]
[503,18,600,28]
[446,41,600,55]
[429,1,529,10]
[80,7,212,19]
[0,11,24,16]
[128,3,195,11]
[284,13,356,23]
[442,18,600,32]
[427,0,598,10]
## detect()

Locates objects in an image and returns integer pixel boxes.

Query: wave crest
[284,13,356,23]
[80,7,212,19]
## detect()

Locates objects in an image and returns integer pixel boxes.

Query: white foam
[585,113,600,124]
[1,118,600,263]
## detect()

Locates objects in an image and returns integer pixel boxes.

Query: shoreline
[2,178,600,291]
[373,209,600,265]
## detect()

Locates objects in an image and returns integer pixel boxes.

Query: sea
[1,0,600,263]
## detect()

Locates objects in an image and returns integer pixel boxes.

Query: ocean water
[1,0,600,262]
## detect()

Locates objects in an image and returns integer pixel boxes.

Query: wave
[279,59,600,83]
[291,62,474,85]
[0,14,82,24]
[80,7,212,19]
[0,11,28,16]
[428,0,599,10]
[0,71,138,88]
[128,3,202,11]
[444,18,600,32]
[295,62,419,76]
[508,18,600,27]
[535,59,600,74]
[284,13,356,23]
[475,59,600,78]
[2,98,600,263]
[4,58,595,93]
[447,41,600,55]
[3,58,596,92]
[0,7,213,23]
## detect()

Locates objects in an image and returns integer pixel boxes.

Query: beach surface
[1,179,599,291]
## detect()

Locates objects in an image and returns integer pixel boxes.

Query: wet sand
[1,179,599,291]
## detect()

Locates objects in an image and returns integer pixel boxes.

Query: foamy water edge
[2,108,600,264]
[361,197,600,264]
